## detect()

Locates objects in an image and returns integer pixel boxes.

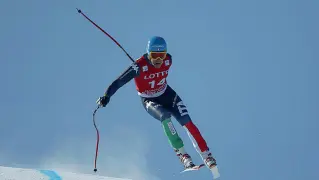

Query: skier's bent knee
[178,116,192,126]
[160,112,171,122]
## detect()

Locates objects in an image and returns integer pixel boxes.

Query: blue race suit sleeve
[105,63,140,97]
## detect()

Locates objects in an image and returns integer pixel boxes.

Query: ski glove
[96,94,110,107]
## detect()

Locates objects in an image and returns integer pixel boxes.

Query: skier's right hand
[96,94,110,107]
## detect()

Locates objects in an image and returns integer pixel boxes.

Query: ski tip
[76,8,82,13]
[211,166,221,179]
[180,164,205,173]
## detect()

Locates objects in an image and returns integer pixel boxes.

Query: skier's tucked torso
[134,54,172,98]
[104,53,172,98]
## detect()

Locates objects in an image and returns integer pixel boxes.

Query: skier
[96,36,217,171]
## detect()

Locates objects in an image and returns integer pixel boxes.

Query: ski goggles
[149,51,167,60]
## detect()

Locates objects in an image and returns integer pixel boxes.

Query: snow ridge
[0,166,132,180]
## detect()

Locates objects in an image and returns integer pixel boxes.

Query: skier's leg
[161,86,210,152]
[184,121,217,169]
[167,92,218,169]
[141,98,195,168]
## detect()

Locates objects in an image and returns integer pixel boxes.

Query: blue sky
[0,0,318,180]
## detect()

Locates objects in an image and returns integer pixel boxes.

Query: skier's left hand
[96,95,110,107]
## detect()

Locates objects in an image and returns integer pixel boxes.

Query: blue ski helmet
[146,36,167,53]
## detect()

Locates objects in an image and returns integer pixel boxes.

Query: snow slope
[0,166,131,180]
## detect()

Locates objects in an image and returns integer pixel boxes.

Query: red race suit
[105,53,172,98]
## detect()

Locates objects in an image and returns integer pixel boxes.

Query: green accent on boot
[162,119,184,149]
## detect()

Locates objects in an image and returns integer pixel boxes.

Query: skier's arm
[104,63,140,97]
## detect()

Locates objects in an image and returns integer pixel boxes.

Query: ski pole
[92,105,101,172]
[76,8,135,63]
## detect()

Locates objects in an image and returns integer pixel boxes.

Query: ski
[181,164,221,179]
[209,165,221,179]
[180,164,205,173]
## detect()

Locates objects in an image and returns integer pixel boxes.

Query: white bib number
[149,78,166,88]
